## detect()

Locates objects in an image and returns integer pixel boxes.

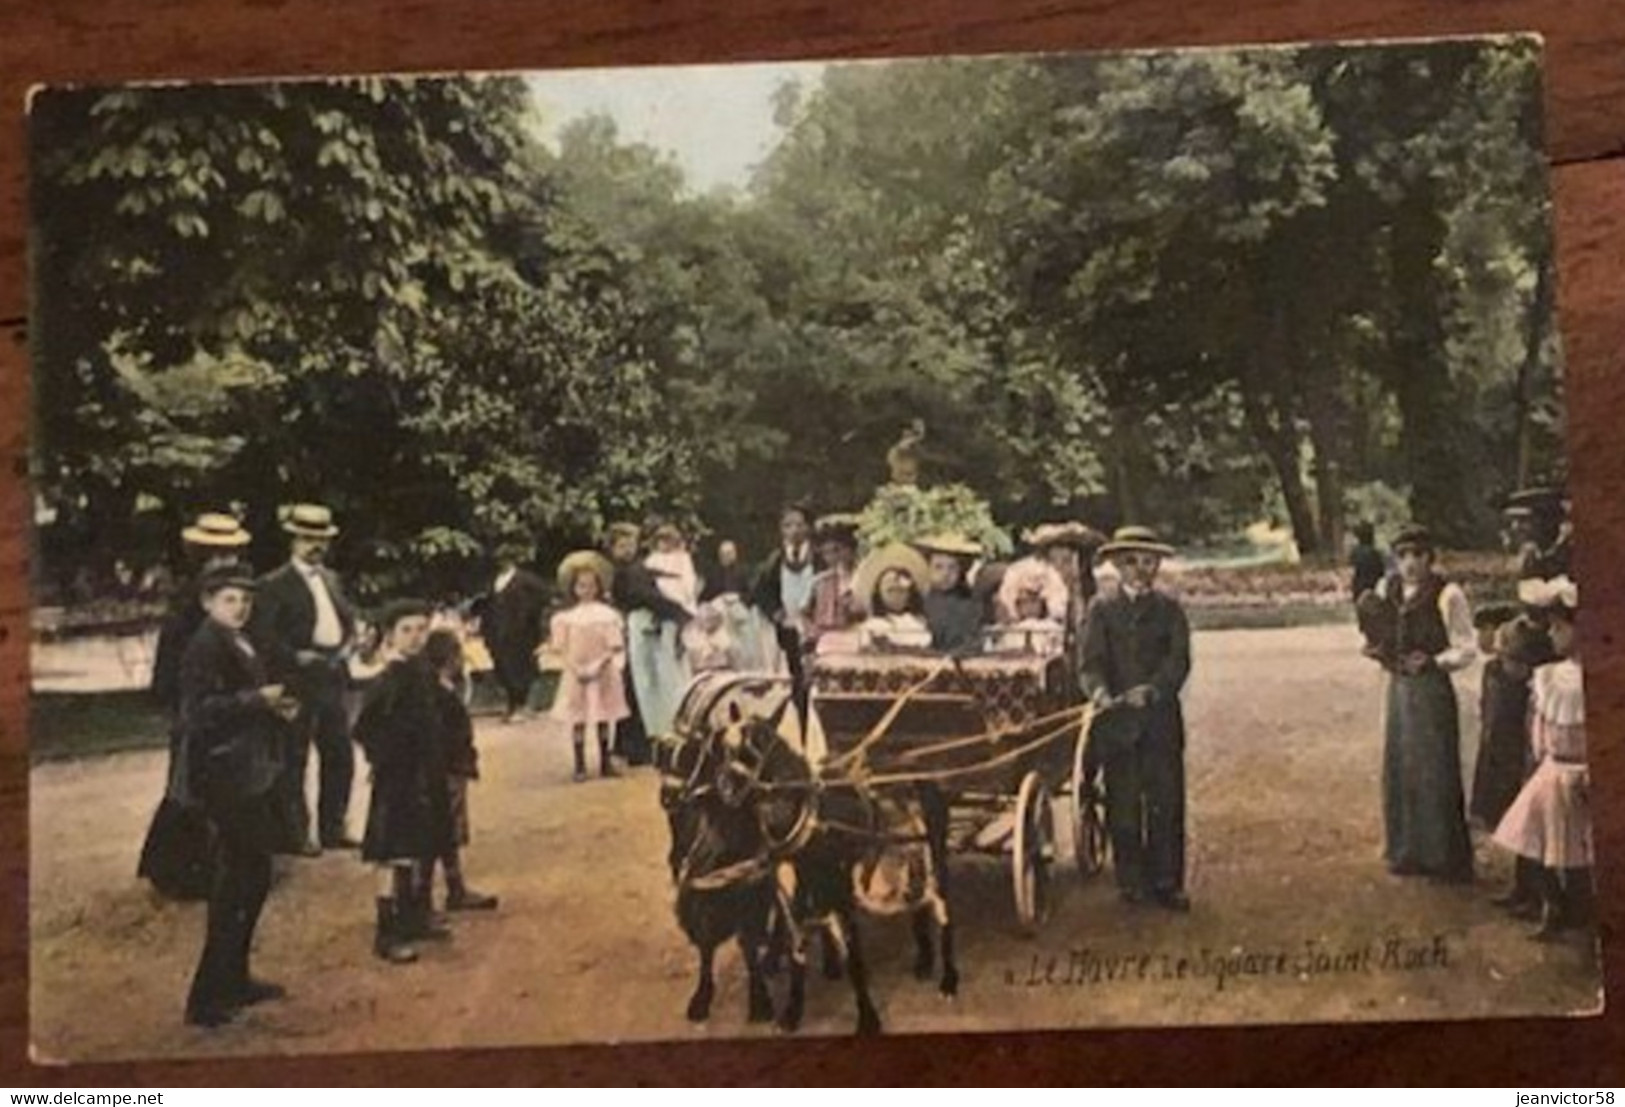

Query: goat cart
[806,651,1108,933]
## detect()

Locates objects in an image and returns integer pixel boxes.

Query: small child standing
[548,551,630,782]
[354,599,452,965]
[1469,603,1533,834]
[1493,578,1593,939]
[423,629,499,912]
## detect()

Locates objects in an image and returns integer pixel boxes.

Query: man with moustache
[250,502,358,855]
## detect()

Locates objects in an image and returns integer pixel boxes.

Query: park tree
[30,76,699,595]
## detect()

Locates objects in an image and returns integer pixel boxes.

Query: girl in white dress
[1493,577,1591,938]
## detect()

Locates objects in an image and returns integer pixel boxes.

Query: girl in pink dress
[1493,577,1591,938]
[548,552,630,782]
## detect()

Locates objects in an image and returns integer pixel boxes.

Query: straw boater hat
[914,532,983,559]
[557,549,615,597]
[1023,521,1104,551]
[852,542,932,614]
[280,502,340,539]
[1098,525,1175,559]
[183,512,252,548]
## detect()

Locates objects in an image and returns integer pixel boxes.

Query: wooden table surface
[1,0,1622,1086]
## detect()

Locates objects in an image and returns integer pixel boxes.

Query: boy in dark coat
[354,599,454,964]
[1079,526,1193,912]
[179,565,298,1027]
[140,512,254,901]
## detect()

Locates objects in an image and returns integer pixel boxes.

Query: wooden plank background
[1,0,1621,1086]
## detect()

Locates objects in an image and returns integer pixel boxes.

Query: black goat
[659,725,775,1026]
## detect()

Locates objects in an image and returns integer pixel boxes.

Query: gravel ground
[29,624,1603,1062]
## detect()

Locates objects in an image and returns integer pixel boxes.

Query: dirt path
[29,625,1602,1062]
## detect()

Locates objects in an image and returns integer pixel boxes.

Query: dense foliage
[29,39,1558,598]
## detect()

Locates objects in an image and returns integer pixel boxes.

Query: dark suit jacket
[612,558,691,623]
[250,561,356,681]
[1079,588,1192,751]
[178,619,288,802]
[749,547,820,621]
[481,568,548,655]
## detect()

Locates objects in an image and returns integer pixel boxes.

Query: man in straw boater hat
[250,503,359,855]
[178,563,299,1026]
[140,511,254,901]
[1078,525,1193,911]
[1358,523,1476,884]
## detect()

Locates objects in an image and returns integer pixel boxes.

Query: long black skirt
[137,798,213,900]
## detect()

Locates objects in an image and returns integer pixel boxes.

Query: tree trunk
[1386,192,1478,545]
[1514,261,1553,490]
[1242,385,1320,557]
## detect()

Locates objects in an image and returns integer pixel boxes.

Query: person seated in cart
[915,532,985,654]
[985,561,1066,657]
[1079,525,1193,913]
[853,543,935,653]
[803,514,865,656]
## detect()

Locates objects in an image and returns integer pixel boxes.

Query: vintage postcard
[26,35,1601,1062]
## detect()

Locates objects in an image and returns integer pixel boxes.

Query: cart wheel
[1012,770,1054,934]
[1071,730,1107,878]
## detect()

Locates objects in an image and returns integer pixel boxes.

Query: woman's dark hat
[1390,524,1434,553]
[376,597,433,631]
[199,563,257,595]
[813,513,861,544]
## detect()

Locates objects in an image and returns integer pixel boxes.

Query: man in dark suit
[179,565,298,1026]
[1349,520,1387,603]
[477,544,548,722]
[250,502,358,854]
[1079,526,1193,912]
[750,504,818,710]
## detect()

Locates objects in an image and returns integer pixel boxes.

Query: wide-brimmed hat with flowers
[182,512,252,548]
[851,542,931,614]
[1517,574,1578,614]
[1098,525,1175,559]
[557,550,615,597]
[1023,521,1105,551]
[280,502,340,539]
[552,549,614,601]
